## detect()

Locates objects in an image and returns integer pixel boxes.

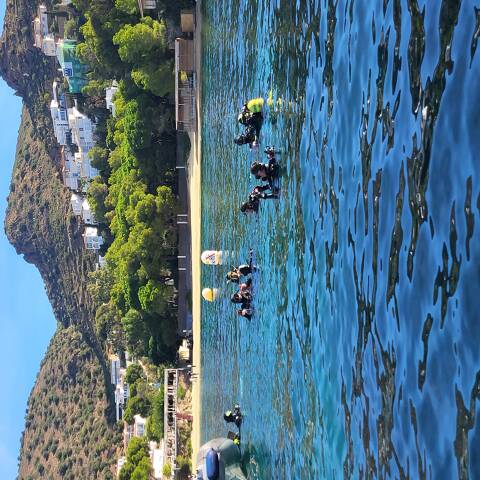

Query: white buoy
[201,250,224,265]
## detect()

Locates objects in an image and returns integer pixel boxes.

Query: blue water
[199,1,480,478]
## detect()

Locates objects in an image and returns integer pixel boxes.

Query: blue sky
[0,2,57,478]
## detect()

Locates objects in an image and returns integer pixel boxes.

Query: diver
[240,185,279,214]
[250,147,280,187]
[230,292,252,309]
[226,251,256,283]
[224,405,243,428]
[237,307,253,320]
[230,278,252,306]
[235,98,264,148]
[234,124,259,149]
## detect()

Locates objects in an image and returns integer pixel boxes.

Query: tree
[122,309,148,353]
[113,18,168,66]
[64,19,78,39]
[94,302,121,342]
[87,177,109,223]
[146,386,164,441]
[115,0,138,15]
[131,456,151,480]
[131,62,173,97]
[88,266,114,305]
[119,437,150,480]
[123,395,151,422]
[125,364,143,384]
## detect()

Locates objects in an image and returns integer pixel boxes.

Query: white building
[150,440,165,480]
[68,106,95,151]
[33,5,58,56]
[50,82,70,145]
[61,147,80,191]
[83,227,104,250]
[114,377,130,422]
[74,150,99,181]
[42,35,57,56]
[81,198,97,225]
[133,414,147,437]
[111,357,121,385]
[70,193,83,216]
[105,83,118,117]
[123,414,147,449]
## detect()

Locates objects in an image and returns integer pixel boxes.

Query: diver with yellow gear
[224,404,243,428]
[234,98,264,148]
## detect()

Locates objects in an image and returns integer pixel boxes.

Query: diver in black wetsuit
[224,405,243,428]
[230,279,252,306]
[235,106,263,148]
[250,147,280,188]
[234,124,259,148]
[226,250,256,283]
[240,185,279,214]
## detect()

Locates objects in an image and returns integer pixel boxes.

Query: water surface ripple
[200,0,480,478]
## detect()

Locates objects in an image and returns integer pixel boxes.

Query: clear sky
[0,2,57,478]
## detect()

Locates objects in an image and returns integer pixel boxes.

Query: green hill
[0,0,121,477]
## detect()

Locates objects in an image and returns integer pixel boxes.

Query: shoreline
[190,0,202,469]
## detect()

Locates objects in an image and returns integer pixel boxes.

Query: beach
[189,0,202,468]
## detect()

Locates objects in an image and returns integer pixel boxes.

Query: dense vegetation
[118,365,166,479]
[0,0,192,475]
[118,437,152,480]
[72,0,193,364]
[18,327,121,480]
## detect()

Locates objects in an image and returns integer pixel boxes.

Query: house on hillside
[83,227,104,250]
[73,150,98,181]
[133,414,147,437]
[70,193,83,216]
[123,414,147,449]
[68,107,95,151]
[81,198,97,225]
[61,147,80,190]
[57,40,89,93]
[33,5,57,56]
[50,81,70,145]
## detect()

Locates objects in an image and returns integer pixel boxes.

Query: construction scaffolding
[163,368,179,468]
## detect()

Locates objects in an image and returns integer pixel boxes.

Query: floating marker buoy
[202,288,219,302]
[201,250,224,265]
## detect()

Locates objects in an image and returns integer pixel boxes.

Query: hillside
[0,0,120,477]
[18,327,121,480]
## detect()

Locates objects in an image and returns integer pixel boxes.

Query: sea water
[199,0,480,478]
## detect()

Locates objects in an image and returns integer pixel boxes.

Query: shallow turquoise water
[200,1,480,478]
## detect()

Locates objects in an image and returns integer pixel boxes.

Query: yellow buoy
[202,288,219,302]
